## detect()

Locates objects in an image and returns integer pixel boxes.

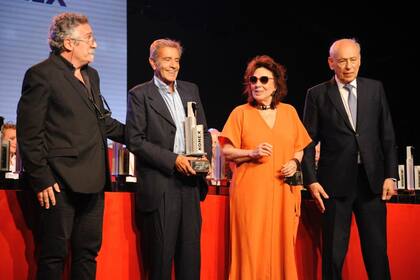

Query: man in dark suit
[126,38,211,280]
[16,13,124,280]
[302,38,398,280]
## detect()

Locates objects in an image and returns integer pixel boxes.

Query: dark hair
[243,55,287,107]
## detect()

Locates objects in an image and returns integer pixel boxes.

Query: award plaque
[398,165,405,190]
[284,158,303,186]
[284,170,303,186]
[184,102,210,173]
[406,146,415,191]
[111,142,137,182]
[415,166,420,190]
[0,140,10,172]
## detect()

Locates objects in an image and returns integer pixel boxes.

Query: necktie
[344,84,357,128]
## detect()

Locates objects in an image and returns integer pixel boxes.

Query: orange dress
[221,103,311,280]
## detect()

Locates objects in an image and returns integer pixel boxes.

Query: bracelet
[291,158,301,170]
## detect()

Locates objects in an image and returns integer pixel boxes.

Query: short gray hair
[48,12,89,54]
[149,38,183,61]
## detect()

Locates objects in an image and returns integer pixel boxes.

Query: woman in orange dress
[220,55,311,280]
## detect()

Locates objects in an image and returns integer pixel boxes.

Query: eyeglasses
[90,94,112,120]
[249,76,274,85]
[71,34,96,45]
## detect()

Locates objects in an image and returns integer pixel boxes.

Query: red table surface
[1,190,419,280]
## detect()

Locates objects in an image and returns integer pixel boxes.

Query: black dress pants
[138,179,202,280]
[322,165,390,280]
[36,189,104,280]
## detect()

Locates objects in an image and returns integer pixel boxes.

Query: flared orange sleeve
[219,106,244,149]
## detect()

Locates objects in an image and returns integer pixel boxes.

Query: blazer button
[355,133,359,137]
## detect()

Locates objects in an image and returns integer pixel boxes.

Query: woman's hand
[249,142,272,159]
[280,159,299,177]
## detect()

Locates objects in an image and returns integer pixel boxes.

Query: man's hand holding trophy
[183,101,210,174]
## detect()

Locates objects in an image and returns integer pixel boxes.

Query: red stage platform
[1,190,419,279]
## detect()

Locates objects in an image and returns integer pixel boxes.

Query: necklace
[256,104,271,110]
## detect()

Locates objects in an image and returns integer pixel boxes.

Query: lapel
[50,55,96,113]
[177,81,191,115]
[326,78,354,131]
[88,69,102,108]
[355,78,368,132]
[147,81,176,127]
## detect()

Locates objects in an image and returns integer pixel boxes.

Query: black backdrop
[127,2,419,163]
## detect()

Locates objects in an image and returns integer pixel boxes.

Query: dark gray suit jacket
[302,77,398,197]
[17,54,124,194]
[126,80,212,212]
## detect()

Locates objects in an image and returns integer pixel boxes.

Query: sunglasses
[249,76,274,85]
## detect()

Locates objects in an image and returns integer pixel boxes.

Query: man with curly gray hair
[17,12,125,280]
[48,13,89,54]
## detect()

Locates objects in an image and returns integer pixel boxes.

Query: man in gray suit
[302,38,398,280]
[126,38,211,280]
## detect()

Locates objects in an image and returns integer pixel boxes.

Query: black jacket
[17,54,124,193]
[302,77,398,197]
[126,80,212,211]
